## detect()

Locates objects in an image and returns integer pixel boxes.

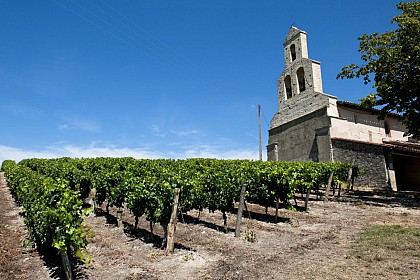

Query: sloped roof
[337,100,403,119]
[382,139,420,154]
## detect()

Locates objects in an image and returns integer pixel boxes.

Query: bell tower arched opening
[290,44,296,61]
[284,75,292,99]
[297,67,306,93]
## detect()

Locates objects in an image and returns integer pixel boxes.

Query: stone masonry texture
[332,139,388,187]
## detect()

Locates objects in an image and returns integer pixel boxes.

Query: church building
[267,26,420,191]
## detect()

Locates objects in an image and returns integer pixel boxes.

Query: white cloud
[169,129,200,137]
[0,145,61,163]
[58,114,101,133]
[151,124,201,138]
[3,103,41,118]
[180,147,259,160]
[0,144,162,164]
[58,124,69,132]
[151,125,167,137]
[0,143,261,164]
[61,145,163,159]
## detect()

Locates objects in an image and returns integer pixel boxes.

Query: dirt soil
[1,172,420,280]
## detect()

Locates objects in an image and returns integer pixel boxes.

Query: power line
[53,0,221,91]
[96,0,214,84]
[259,105,271,128]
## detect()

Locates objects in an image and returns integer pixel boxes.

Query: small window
[290,44,296,61]
[297,67,306,93]
[284,75,292,99]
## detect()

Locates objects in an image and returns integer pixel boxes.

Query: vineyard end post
[165,188,180,254]
[324,172,334,203]
[61,250,73,280]
[116,209,123,228]
[304,188,310,211]
[235,184,247,237]
[346,168,353,193]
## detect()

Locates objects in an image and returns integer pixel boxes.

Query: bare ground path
[1,171,419,280]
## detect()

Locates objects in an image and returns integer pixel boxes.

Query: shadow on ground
[338,189,420,208]
[37,246,87,280]
[123,222,194,252]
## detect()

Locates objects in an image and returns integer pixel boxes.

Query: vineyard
[1,157,358,279]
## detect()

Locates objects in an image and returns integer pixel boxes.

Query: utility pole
[258,104,262,161]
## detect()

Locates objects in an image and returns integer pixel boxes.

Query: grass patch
[349,225,420,259]
[347,225,420,276]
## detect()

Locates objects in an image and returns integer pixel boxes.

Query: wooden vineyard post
[88,188,97,215]
[346,168,353,193]
[304,188,310,211]
[61,251,73,280]
[324,172,334,203]
[165,188,180,254]
[116,209,123,228]
[337,183,342,198]
[235,184,247,237]
[337,168,353,198]
[275,197,279,223]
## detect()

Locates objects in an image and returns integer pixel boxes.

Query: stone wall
[268,108,332,162]
[270,91,334,129]
[331,139,388,187]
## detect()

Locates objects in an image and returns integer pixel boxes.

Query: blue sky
[0,0,403,163]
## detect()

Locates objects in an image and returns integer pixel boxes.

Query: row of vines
[1,157,358,265]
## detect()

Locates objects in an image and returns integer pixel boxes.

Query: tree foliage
[337,1,420,139]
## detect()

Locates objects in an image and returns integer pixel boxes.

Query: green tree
[337,1,420,139]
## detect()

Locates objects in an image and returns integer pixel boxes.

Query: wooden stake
[304,188,310,211]
[339,168,354,197]
[223,211,228,233]
[275,197,279,223]
[235,184,247,237]
[324,172,334,203]
[116,209,123,228]
[61,251,73,280]
[244,201,251,219]
[150,220,154,241]
[346,168,353,192]
[337,183,342,198]
[165,188,180,254]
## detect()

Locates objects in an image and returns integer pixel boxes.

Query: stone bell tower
[268,26,337,162]
[277,26,323,106]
